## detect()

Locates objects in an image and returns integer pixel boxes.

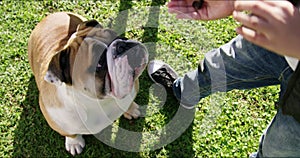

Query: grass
[0,0,279,157]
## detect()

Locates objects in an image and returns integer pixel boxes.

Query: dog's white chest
[44,84,135,134]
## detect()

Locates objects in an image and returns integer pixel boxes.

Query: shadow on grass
[98,0,196,157]
[13,0,195,157]
[12,76,67,157]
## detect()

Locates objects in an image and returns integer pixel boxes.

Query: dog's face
[45,20,148,99]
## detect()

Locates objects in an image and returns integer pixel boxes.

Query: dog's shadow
[13,77,195,157]
[12,76,67,157]
[12,75,147,157]
[13,0,195,157]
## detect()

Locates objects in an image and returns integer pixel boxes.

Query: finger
[168,0,193,7]
[262,0,296,16]
[233,11,268,33]
[168,0,188,13]
[176,12,200,19]
[168,0,185,7]
[262,0,292,7]
[234,0,273,21]
[168,6,195,14]
[168,6,201,20]
[236,26,268,47]
[168,0,196,13]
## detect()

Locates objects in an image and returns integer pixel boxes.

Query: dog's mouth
[100,38,148,99]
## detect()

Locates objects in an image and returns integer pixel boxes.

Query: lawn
[0,0,279,157]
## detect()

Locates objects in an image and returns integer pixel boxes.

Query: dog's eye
[96,62,106,70]
[96,48,107,72]
[96,64,102,68]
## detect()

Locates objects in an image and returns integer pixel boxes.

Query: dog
[28,12,148,155]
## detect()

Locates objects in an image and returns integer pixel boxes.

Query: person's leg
[148,34,297,156]
[257,108,300,157]
[170,35,292,108]
[172,35,300,156]
[256,67,300,157]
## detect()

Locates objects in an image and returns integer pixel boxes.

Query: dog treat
[192,0,204,10]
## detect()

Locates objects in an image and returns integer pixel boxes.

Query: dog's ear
[77,20,103,31]
[45,48,72,86]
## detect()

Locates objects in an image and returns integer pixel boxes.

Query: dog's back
[28,12,85,85]
[27,12,86,136]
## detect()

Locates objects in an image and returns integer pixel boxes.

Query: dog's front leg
[123,102,140,119]
[65,135,85,156]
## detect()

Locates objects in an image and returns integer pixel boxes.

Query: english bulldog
[28,12,148,155]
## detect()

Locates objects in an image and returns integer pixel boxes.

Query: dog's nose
[116,41,126,55]
[116,41,138,55]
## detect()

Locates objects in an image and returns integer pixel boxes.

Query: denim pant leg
[258,108,300,157]
[173,35,292,106]
[172,35,300,156]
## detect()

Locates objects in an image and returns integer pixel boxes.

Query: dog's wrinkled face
[46,20,148,99]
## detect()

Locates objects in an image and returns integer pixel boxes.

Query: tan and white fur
[28,12,148,155]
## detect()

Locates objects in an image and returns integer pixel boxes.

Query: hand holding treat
[167,0,235,20]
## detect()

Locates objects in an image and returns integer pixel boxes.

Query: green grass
[0,0,279,157]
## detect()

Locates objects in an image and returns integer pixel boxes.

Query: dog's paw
[124,102,140,120]
[65,135,85,156]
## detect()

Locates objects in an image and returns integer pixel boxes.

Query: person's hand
[167,0,235,20]
[233,0,300,59]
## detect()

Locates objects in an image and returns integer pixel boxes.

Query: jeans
[173,35,300,157]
